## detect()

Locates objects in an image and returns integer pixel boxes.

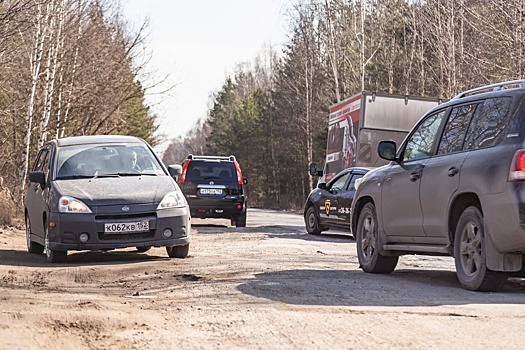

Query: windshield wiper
[56,174,96,180]
[117,172,144,176]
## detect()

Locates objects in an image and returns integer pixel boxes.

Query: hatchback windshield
[55,143,165,179]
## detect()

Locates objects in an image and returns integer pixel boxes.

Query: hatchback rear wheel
[356,202,398,274]
[454,206,508,291]
[25,214,44,254]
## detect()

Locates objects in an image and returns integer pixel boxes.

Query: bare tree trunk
[20,1,51,198]
[359,0,365,90]
[324,0,340,102]
[40,0,64,148]
[59,1,83,138]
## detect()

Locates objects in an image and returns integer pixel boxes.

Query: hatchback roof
[54,135,144,147]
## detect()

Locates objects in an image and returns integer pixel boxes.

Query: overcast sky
[121,0,290,151]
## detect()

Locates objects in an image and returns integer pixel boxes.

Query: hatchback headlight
[157,190,186,209]
[59,196,92,213]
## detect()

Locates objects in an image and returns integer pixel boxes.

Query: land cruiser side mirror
[378,141,397,161]
[318,182,327,190]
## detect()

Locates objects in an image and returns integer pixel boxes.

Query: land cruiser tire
[454,206,509,291]
[356,202,398,274]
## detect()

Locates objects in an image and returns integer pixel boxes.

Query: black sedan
[304,167,370,236]
[24,135,191,263]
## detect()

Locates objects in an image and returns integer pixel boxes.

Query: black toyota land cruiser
[179,155,248,227]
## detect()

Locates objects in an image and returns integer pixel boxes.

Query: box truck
[312,92,444,182]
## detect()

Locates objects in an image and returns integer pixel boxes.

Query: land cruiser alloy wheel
[356,202,398,274]
[454,206,508,291]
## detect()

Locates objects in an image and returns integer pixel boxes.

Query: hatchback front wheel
[44,224,67,263]
[166,244,189,258]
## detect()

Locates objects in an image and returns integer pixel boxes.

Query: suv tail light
[234,160,243,185]
[180,160,190,183]
[509,150,525,181]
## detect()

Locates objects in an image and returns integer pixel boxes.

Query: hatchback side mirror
[29,171,46,189]
[168,164,182,178]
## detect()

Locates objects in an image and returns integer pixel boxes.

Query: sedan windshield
[55,143,165,179]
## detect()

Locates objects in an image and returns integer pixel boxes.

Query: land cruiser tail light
[509,150,525,181]
[234,160,243,185]
[180,160,190,183]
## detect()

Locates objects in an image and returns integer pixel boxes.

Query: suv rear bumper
[483,184,525,253]
[187,197,245,219]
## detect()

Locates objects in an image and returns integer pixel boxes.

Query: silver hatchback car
[24,135,191,263]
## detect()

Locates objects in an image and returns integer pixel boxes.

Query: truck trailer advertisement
[323,92,443,182]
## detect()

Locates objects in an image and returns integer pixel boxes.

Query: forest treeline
[0,0,156,221]
[163,0,525,210]
[1,0,525,221]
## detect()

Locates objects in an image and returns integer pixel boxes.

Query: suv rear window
[464,97,513,150]
[186,161,236,181]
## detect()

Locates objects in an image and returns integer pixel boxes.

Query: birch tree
[20,0,53,196]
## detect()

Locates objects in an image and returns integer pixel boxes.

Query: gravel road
[1,208,524,349]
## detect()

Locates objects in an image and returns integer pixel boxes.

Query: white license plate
[199,188,223,195]
[104,221,149,234]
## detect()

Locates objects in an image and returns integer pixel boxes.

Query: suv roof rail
[187,155,236,161]
[453,80,525,100]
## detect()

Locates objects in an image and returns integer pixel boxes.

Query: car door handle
[410,172,421,182]
[448,167,459,177]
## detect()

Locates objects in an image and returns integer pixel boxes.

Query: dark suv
[179,155,247,227]
[351,80,525,291]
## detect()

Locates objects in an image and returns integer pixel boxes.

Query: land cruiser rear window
[464,97,512,150]
[438,103,478,155]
